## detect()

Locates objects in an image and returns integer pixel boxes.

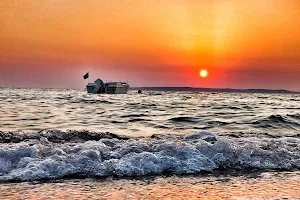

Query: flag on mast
[83,72,89,79]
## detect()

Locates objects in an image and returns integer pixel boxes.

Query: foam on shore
[0,131,300,182]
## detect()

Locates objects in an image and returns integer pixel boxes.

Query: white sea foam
[0,131,300,182]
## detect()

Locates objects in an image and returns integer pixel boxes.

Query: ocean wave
[121,114,149,118]
[169,117,199,123]
[251,114,300,129]
[0,131,300,182]
[1,88,299,135]
[0,130,129,143]
[70,99,113,104]
[128,118,147,122]
[212,106,242,110]
[206,121,230,126]
[287,114,300,120]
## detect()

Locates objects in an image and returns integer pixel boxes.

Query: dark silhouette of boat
[86,78,129,94]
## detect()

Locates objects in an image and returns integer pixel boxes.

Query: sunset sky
[0,0,299,90]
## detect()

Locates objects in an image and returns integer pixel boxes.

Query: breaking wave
[251,114,300,129]
[1,130,300,182]
[287,114,300,120]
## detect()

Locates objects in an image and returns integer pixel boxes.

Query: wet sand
[1,171,300,200]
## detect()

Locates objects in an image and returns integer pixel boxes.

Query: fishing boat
[86,78,129,94]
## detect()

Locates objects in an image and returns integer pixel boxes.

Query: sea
[0,87,300,199]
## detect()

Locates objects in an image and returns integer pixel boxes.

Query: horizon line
[1,86,299,93]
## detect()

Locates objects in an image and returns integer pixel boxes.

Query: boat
[86,78,130,94]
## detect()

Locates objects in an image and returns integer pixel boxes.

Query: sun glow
[200,70,208,78]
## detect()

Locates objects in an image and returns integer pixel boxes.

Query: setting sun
[200,70,208,78]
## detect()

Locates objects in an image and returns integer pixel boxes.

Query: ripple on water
[0,88,299,136]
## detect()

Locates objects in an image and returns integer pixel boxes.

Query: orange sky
[0,0,299,90]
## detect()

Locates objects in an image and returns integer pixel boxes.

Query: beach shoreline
[1,171,300,199]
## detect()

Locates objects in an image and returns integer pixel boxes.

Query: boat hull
[106,85,129,94]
